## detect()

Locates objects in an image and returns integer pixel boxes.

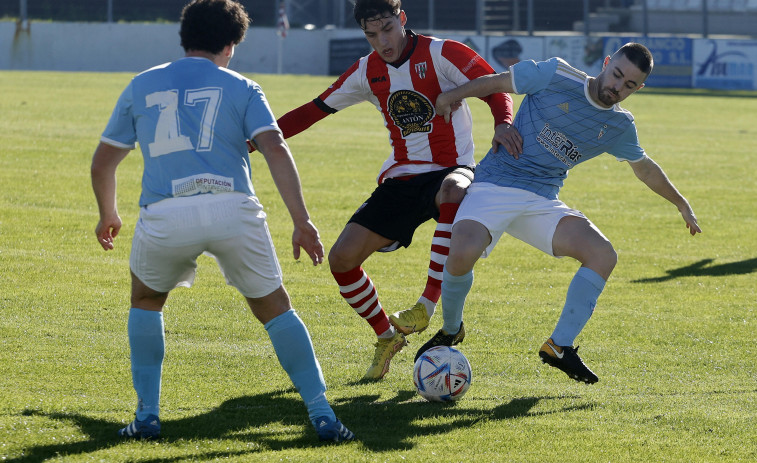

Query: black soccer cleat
[414,321,465,362]
[539,338,598,384]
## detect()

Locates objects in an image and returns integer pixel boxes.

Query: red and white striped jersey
[316,31,512,183]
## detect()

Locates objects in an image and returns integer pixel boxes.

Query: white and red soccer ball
[413,346,472,402]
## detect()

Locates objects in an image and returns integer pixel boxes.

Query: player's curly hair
[353,0,401,29]
[180,0,250,54]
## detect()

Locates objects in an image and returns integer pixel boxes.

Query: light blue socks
[551,267,606,346]
[128,308,165,421]
[265,309,334,426]
[441,268,474,335]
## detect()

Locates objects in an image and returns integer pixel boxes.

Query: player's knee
[589,241,617,278]
[246,286,291,324]
[327,248,343,270]
[438,176,470,204]
[446,246,478,276]
[604,245,618,273]
[328,246,354,273]
[130,278,168,310]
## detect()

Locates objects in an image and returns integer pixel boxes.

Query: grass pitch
[0,71,755,462]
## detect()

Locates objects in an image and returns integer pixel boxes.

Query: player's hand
[492,123,523,159]
[435,92,461,123]
[95,214,122,251]
[292,219,325,265]
[679,204,701,236]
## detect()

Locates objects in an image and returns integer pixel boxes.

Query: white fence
[2,20,755,90]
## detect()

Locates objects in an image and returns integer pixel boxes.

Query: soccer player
[91,0,354,442]
[418,42,701,384]
[267,0,522,380]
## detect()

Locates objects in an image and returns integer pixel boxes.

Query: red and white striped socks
[332,266,392,337]
[417,202,458,316]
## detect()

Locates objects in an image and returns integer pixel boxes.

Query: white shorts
[455,182,588,258]
[130,192,282,298]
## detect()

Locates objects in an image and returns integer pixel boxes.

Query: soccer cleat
[315,416,356,443]
[414,321,465,362]
[389,302,431,335]
[539,338,599,384]
[118,414,161,440]
[363,330,407,380]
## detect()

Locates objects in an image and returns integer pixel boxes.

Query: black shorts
[348,166,474,250]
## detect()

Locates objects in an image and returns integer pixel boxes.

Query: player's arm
[91,142,131,250]
[273,63,364,143]
[253,129,325,265]
[440,42,521,156]
[248,61,366,153]
[478,89,521,157]
[629,156,701,236]
[278,99,332,139]
[438,72,521,157]
[436,72,515,124]
[248,100,330,153]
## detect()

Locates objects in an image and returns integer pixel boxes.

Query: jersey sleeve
[272,59,367,140]
[440,40,513,125]
[317,59,370,112]
[277,100,330,139]
[244,82,280,141]
[608,123,646,162]
[510,57,561,95]
[100,81,138,149]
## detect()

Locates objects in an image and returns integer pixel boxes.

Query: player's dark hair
[354,0,401,29]
[616,42,654,77]
[180,0,250,54]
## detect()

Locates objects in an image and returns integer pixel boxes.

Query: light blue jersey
[101,57,279,206]
[475,57,645,200]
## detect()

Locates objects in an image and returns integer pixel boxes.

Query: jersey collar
[584,77,615,111]
[388,29,418,68]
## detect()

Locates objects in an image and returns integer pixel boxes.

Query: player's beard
[595,75,620,106]
[598,88,620,106]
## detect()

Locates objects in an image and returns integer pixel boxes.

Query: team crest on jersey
[415,62,427,79]
[387,90,434,137]
[598,124,607,140]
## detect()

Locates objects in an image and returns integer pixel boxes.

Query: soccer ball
[413,345,472,402]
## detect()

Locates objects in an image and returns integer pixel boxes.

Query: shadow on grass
[12,390,593,460]
[632,257,757,283]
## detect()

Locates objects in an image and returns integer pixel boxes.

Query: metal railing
[2,0,755,38]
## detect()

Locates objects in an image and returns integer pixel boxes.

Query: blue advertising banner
[485,36,545,73]
[693,39,757,91]
[604,36,693,88]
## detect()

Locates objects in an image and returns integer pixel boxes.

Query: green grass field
[1,70,755,462]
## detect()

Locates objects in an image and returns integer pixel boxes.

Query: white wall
[3,21,756,90]
[0,20,357,74]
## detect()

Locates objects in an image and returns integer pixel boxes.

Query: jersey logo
[415,62,427,79]
[558,102,570,113]
[598,124,607,140]
[387,90,434,137]
[537,123,582,167]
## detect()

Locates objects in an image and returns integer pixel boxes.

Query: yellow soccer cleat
[363,330,407,380]
[389,302,431,335]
